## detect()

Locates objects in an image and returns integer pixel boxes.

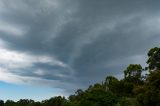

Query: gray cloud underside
[0,0,160,93]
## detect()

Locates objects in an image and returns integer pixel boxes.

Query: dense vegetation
[1,47,160,106]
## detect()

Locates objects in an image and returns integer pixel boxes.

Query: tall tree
[0,100,4,106]
[105,76,119,92]
[5,100,15,106]
[124,64,143,84]
[147,47,160,70]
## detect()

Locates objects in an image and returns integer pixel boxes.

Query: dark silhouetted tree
[124,64,143,85]
[0,100,4,106]
[147,47,160,70]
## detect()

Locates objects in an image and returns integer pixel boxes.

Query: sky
[0,0,160,101]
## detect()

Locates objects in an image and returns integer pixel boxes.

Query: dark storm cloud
[0,0,160,92]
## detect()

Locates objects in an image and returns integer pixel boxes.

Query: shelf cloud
[0,0,160,94]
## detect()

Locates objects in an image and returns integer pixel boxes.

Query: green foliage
[68,83,118,106]
[117,97,140,106]
[124,64,143,85]
[42,96,66,106]
[105,76,119,91]
[147,47,160,70]
[5,100,16,106]
[0,100,4,106]
[81,90,117,106]
[124,64,142,78]
[78,90,117,106]
[136,70,160,106]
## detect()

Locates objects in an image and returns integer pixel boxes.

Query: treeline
[1,47,160,106]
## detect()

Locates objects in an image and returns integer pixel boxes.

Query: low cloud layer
[0,0,160,94]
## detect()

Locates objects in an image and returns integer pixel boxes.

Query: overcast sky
[0,0,160,101]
